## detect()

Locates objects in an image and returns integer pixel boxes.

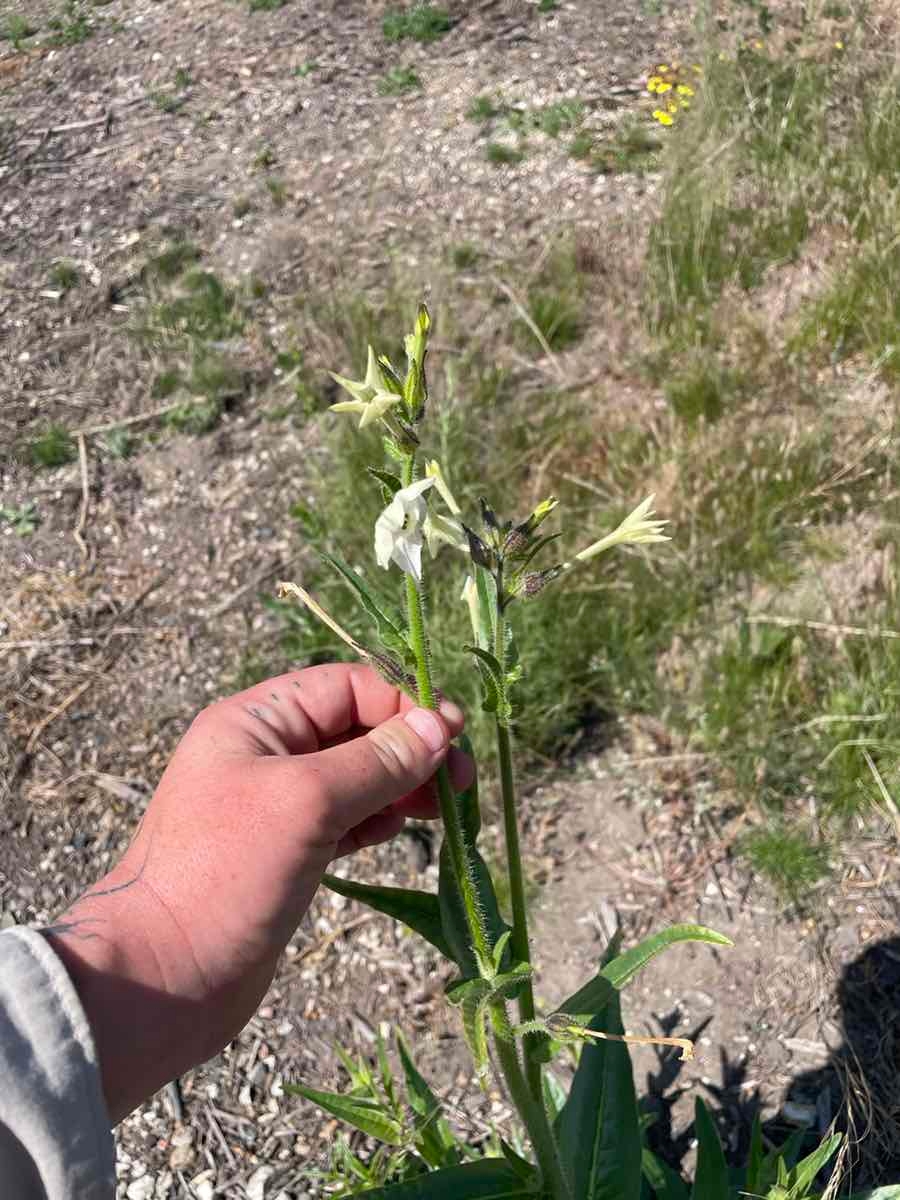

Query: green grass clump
[519,288,582,351]
[149,240,201,281]
[253,145,277,171]
[189,352,244,401]
[265,177,288,207]
[568,130,594,160]
[534,100,584,138]
[100,429,135,459]
[382,3,451,43]
[47,0,92,45]
[467,94,501,123]
[150,271,240,342]
[664,359,741,425]
[149,90,186,114]
[378,67,422,96]
[793,240,900,377]
[28,425,76,469]
[249,0,287,10]
[151,368,182,399]
[742,824,830,905]
[0,502,39,535]
[485,142,524,166]
[2,14,36,47]
[450,242,480,270]
[163,398,223,436]
[49,261,79,292]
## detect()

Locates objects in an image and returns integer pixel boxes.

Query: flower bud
[502,528,529,558]
[464,525,493,569]
[522,566,562,598]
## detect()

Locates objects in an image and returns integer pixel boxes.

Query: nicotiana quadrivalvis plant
[277,307,843,1200]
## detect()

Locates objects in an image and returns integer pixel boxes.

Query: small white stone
[247,1165,276,1200]
[126,1177,156,1200]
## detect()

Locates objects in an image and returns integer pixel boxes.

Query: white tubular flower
[374,477,435,582]
[423,459,467,556]
[461,574,480,641]
[570,495,670,566]
[329,346,403,428]
[425,460,462,515]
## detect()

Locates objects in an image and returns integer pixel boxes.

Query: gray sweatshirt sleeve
[0,927,115,1199]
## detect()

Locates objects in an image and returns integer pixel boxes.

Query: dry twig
[73,432,90,561]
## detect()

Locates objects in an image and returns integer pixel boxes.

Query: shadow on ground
[642,936,900,1191]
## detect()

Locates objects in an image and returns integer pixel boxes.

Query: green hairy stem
[399,455,490,969]
[493,606,542,1100]
[401,452,570,1199]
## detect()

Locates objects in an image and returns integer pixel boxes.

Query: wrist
[44,867,217,1123]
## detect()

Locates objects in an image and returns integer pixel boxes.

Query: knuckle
[369,726,418,782]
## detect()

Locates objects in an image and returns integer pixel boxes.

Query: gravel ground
[3,1,900,1196]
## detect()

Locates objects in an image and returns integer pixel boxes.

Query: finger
[334,808,406,857]
[219,663,465,757]
[304,706,452,832]
[392,791,440,820]
[390,745,475,819]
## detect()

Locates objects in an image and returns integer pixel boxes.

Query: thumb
[307,706,451,834]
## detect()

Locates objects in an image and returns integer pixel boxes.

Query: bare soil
[2,2,899,1198]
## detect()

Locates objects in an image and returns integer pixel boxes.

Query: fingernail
[404,707,445,753]
[438,698,464,727]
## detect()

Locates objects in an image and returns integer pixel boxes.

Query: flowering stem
[400,454,491,968]
[493,604,542,1100]
[400,454,568,1197]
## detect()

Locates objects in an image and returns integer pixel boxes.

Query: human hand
[46,663,471,1122]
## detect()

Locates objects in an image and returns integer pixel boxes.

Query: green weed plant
[276,308,843,1199]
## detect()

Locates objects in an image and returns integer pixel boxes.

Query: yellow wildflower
[692,64,703,74]
[667,101,679,114]
[676,83,695,96]
[656,80,673,93]
[658,64,669,73]
[834,39,844,49]
[653,109,674,126]
[647,75,664,92]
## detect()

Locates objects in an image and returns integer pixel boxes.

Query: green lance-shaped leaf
[396,1029,461,1171]
[498,1138,537,1185]
[334,1040,376,1096]
[368,466,404,502]
[542,1069,568,1124]
[283,1083,405,1145]
[438,746,511,977]
[322,875,453,961]
[744,1112,764,1197]
[690,1098,729,1200]
[555,924,733,1031]
[556,987,642,1200]
[320,551,415,666]
[376,1026,402,1116]
[351,1157,535,1200]
[782,1134,841,1199]
[465,644,513,721]
[642,1149,690,1200]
